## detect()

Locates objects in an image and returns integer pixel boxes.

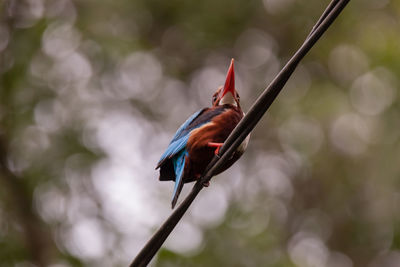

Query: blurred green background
[1,0,400,266]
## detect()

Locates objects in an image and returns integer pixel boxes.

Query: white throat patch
[219,92,237,106]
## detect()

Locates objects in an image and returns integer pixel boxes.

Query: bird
[156,59,249,208]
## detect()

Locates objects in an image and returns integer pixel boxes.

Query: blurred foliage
[1,0,400,266]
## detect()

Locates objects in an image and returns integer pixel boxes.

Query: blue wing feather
[157,106,228,168]
[157,109,205,166]
[171,109,205,142]
[171,150,187,207]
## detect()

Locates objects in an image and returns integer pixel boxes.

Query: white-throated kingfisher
[156,59,249,208]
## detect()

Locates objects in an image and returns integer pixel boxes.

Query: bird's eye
[236,93,240,101]
[212,95,218,104]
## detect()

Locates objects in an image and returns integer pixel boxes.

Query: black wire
[130,0,350,266]
[308,0,340,39]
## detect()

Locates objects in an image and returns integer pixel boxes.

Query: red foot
[208,142,223,156]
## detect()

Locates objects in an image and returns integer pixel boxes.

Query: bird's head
[212,59,240,108]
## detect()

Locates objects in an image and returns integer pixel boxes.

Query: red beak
[221,59,235,97]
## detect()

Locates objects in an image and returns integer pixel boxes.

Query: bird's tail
[171,151,187,209]
[171,178,184,209]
